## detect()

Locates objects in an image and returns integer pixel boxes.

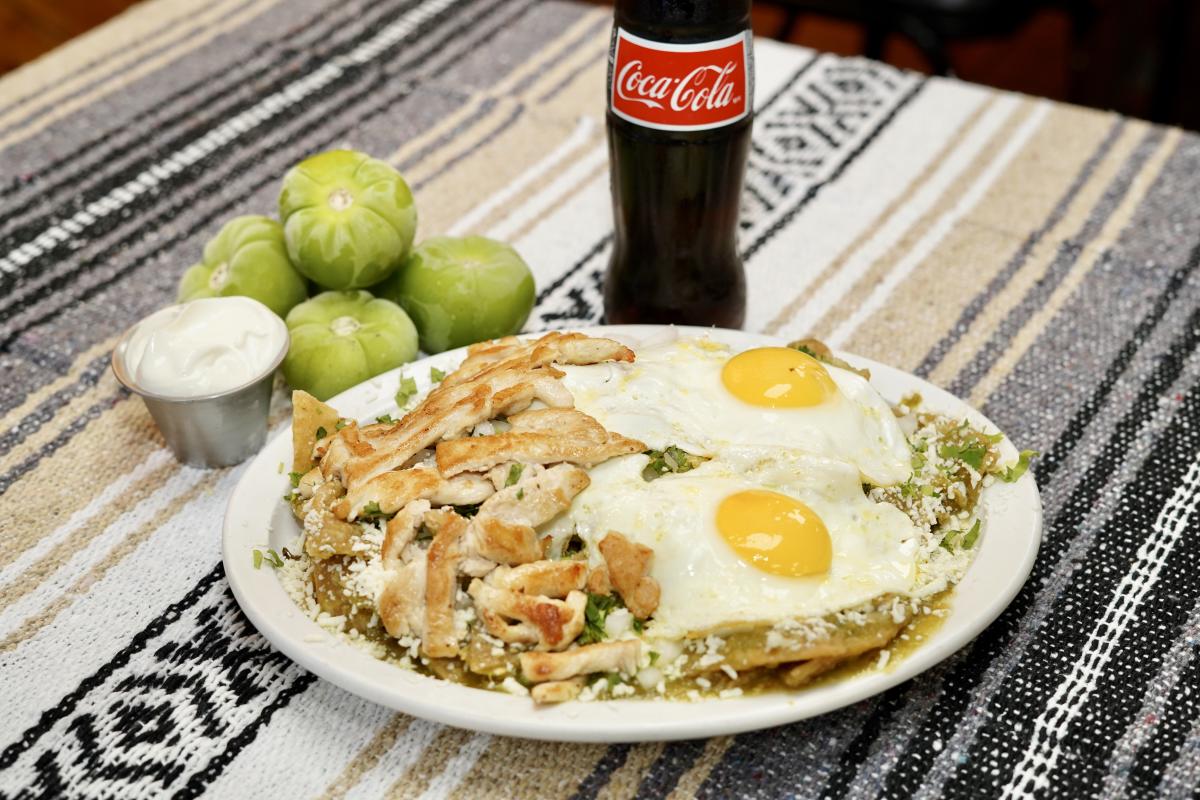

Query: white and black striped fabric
[1,1,1199,797]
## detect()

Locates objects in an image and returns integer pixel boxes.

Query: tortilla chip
[683,606,906,675]
[292,390,341,473]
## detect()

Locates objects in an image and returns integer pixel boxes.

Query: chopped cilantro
[588,671,625,690]
[940,519,981,551]
[288,471,303,488]
[648,651,660,666]
[253,548,284,569]
[395,374,418,407]
[938,440,987,471]
[453,503,481,518]
[578,593,621,644]
[430,366,446,383]
[791,343,821,360]
[516,488,524,500]
[961,519,982,549]
[375,413,395,425]
[997,450,1038,482]
[632,617,645,634]
[335,418,349,431]
[359,501,387,520]
[643,445,707,481]
[912,452,927,471]
[505,463,524,487]
[315,426,327,441]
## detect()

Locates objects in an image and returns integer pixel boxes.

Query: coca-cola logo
[616,60,739,113]
[610,29,751,131]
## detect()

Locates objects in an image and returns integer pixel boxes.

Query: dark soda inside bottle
[604,0,753,328]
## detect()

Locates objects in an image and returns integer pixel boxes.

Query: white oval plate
[222,325,1041,742]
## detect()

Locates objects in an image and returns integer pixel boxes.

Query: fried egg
[548,451,921,638]
[560,337,912,487]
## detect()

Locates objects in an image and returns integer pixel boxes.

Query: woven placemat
[2,1,1199,797]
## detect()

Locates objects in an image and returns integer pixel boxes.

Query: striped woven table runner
[2,0,1199,797]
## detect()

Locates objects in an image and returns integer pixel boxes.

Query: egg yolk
[721,347,837,408]
[716,490,832,577]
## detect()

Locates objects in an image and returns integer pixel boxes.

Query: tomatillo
[374,235,535,354]
[177,215,307,318]
[278,149,417,290]
[283,290,418,401]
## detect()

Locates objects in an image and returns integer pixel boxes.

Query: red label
[610,28,751,131]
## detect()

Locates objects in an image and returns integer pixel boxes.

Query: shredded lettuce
[578,593,621,644]
[643,445,707,481]
[505,463,524,487]
[940,519,981,551]
[394,374,418,407]
[997,450,1038,482]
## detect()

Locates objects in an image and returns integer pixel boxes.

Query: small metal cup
[111,319,289,469]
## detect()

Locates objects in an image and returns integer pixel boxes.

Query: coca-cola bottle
[604,0,753,328]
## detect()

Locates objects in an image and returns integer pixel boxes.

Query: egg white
[559,338,913,487]
[547,451,921,638]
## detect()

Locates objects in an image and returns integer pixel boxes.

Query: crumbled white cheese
[606,608,633,639]
[637,667,662,689]
[718,688,743,699]
[394,635,421,660]
[477,630,507,649]
[302,507,324,536]
[500,677,529,696]
[662,652,689,680]
[314,612,347,634]
[276,548,312,608]
[767,616,834,649]
[835,607,870,627]
[453,599,477,639]
[765,630,789,650]
[696,635,726,668]
[577,681,603,703]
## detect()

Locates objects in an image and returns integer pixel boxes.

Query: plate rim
[222,324,1042,742]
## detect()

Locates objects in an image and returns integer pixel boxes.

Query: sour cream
[123,296,288,397]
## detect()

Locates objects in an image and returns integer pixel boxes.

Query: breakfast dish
[222,325,1040,740]
[266,329,1033,707]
